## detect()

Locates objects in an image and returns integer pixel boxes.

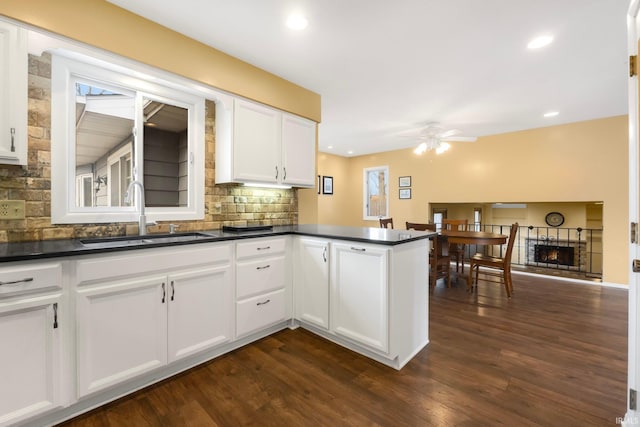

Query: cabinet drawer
[0,262,62,298]
[236,288,286,337]
[236,256,285,299]
[236,238,285,260]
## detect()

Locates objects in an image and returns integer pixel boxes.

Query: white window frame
[51,52,205,224]
[363,166,389,220]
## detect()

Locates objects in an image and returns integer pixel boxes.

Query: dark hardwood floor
[59,273,628,427]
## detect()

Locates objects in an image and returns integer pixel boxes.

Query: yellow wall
[316,116,628,284]
[0,0,320,122]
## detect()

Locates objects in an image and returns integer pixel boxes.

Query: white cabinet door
[281,113,316,187]
[296,238,329,329]
[331,243,389,353]
[76,276,168,397]
[233,98,281,183]
[0,21,27,165]
[167,265,232,363]
[0,294,62,426]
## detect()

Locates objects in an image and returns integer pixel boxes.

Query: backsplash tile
[0,53,298,243]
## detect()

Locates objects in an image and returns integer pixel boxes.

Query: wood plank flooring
[58,273,628,426]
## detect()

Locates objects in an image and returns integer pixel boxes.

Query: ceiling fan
[402,123,477,155]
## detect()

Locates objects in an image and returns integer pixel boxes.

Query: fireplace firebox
[534,244,575,266]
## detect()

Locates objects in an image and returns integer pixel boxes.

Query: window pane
[364,167,388,218]
[75,82,135,208]
[142,98,188,207]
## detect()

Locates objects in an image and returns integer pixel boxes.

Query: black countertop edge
[0,225,434,263]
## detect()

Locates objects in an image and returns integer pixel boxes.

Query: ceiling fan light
[436,142,451,154]
[414,142,427,155]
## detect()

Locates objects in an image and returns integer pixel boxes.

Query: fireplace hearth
[525,237,587,271]
[534,244,575,266]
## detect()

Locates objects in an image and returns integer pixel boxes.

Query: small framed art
[399,176,411,187]
[322,176,333,195]
[399,188,411,199]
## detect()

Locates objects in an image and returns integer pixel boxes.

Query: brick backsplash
[0,53,298,243]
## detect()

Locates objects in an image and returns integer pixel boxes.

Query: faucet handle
[169,224,179,234]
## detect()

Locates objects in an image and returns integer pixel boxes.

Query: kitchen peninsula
[0,225,432,427]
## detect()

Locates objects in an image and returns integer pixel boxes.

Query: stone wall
[0,53,297,243]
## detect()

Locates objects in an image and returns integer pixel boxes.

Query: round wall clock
[545,211,565,227]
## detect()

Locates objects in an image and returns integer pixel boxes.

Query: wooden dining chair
[468,223,519,297]
[430,234,451,291]
[441,219,468,273]
[379,218,394,229]
[406,222,437,231]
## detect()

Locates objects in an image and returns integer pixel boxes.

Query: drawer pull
[350,247,366,252]
[256,246,271,251]
[0,277,34,286]
[256,299,271,306]
[256,265,271,270]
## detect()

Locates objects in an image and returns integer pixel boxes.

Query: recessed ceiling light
[543,111,559,118]
[347,150,354,155]
[327,145,333,149]
[527,35,553,49]
[286,13,308,30]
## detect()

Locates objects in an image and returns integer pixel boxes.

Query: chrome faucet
[124,180,148,236]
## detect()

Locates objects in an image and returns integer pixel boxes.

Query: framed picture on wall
[399,188,411,199]
[399,176,411,187]
[322,176,333,195]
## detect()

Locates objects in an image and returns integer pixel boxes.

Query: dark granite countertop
[0,224,434,263]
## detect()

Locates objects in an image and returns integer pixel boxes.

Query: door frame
[627,1,640,424]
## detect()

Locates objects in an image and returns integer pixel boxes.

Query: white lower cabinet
[295,238,329,329]
[76,275,168,397]
[0,293,63,426]
[235,237,288,338]
[0,261,64,427]
[331,242,390,353]
[75,244,232,397]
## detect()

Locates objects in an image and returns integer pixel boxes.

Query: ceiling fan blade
[438,129,459,138]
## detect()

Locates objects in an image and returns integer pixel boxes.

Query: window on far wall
[432,208,447,231]
[363,166,389,220]
[474,207,482,231]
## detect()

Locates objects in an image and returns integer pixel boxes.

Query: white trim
[363,165,390,220]
[511,270,628,289]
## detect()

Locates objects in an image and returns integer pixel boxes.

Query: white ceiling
[107,0,630,157]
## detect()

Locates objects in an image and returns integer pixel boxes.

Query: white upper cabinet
[281,113,316,187]
[215,97,317,187]
[0,21,27,165]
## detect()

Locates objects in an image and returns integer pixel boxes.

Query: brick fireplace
[525,237,587,271]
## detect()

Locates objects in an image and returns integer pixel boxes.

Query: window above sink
[50,50,205,224]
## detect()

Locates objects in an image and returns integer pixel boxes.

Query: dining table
[440,229,507,246]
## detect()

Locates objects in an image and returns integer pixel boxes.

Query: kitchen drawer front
[236,288,286,337]
[236,256,285,299]
[236,238,286,260]
[76,244,231,284]
[0,262,62,298]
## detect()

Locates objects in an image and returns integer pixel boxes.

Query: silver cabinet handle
[350,247,366,252]
[161,283,166,303]
[10,127,15,152]
[256,265,271,270]
[275,166,278,180]
[322,246,327,263]
[257,246,271,251]
[171,281,175,301]
[0,277,33,286]
[256,299,271,306]
[283,167,287,181]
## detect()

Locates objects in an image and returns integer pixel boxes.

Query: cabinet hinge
[53,302,58,329]
[631,388,637,410]
[631,55,638,77]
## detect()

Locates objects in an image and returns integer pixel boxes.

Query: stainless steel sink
[80,232,216,249]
